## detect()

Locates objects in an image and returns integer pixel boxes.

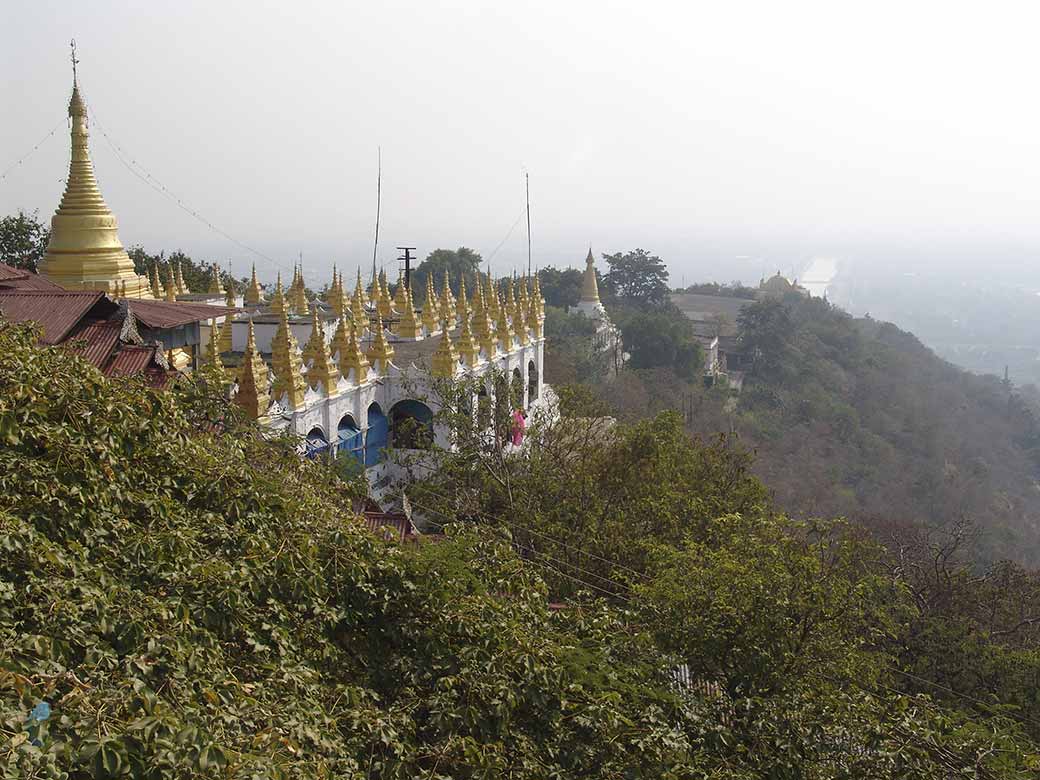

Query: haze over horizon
[5,1,1040,288]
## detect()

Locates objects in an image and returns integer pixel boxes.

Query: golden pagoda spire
[205,319,224,371]
[580,247,601,303]
[291,270,308,315]
[485,274,501,320]
[271,306,307,408]
[304,305,341,396]
[368,271,382,311]
[456,274,469,320]
[338,311,370,383]
[38,62,153,298]
[377,270,393,318]
[495,300,515,353]
[439,272,455,329]
[397,284,422,339]
[235,320,271,419]
[532,273,545,319]
[150,264,163,299]
[244,263,263,305]
[218,313,234,353]
[301,303,325,368]
[355,267,369,308]
[421,280,440,335]
[327,265,344,319]
[330,313,352,364]
[208,264,222,294]
[431,320,458,379]
[175,261,188,295]
[350,284,368,335]
[224,277,236,308]
[164,265,177,302]
[473,284,497,359]
[366,310,395,374]
[393,270,409,312]
[268,272,286,317]
[455,308,480,368]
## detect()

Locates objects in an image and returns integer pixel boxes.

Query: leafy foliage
[0,210,50,273]
[602,249,669,305]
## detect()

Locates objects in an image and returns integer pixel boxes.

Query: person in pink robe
[511,408,527,446]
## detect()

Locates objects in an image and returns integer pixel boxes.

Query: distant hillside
[727,294,1040,565]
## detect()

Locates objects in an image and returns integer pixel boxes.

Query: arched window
[337,414,363,464]
[528,360,539,402]
[305,427,330,460]
[365,403,388,466]
[389,399,434,450]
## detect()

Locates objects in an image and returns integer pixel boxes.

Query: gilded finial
[271,307,308,408]
[366,309,395,374]
[235,319,271,419]
[206,319,224,371]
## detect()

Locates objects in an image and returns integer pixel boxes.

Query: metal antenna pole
[372,147,381,284]
[525,172,532,278]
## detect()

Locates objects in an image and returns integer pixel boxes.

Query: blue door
[338,416,364,464]
[365,404,388,467]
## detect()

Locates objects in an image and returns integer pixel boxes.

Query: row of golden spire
[217,270,545,419]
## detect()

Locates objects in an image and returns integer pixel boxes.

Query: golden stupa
[39,62,153,298]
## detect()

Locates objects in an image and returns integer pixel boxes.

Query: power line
[408,496,642,601]
[408,481,652,582]
[0,118,64,183]
[87,108,294,278]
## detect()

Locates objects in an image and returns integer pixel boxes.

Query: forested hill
[730,293,1040,565]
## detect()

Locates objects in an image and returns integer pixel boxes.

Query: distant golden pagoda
[205,319,224,371]
[268,273,286,318]
[174,261,188,295]
[235,320,271,419]
[39,68,153,298]
[430,323,458,379]
[421,281,440,334]
[580,248,600,304]
[366,310,395,374]
[271,308,307,409]
[397,285,422,339]
[338,313,370,383]
[244,263,263,305]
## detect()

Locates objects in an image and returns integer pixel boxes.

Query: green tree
[602,248,670,304]
[536,266,583,308]
[410,246,483,300]
[0,210,50,272]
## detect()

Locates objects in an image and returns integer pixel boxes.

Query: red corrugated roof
[103,344,156,377]
[0,290,109,344]
[128,299,238,329]
[0,263,30,281]
[0,264,63,291]
[64,319,121,368]
[363,511,416,543]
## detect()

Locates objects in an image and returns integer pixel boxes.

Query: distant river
[799,257,839,298]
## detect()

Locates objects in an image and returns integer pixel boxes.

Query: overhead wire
[86,107,295,278]
[0,118,65,183]
[406,480,652,582]
[405,485,1040,729]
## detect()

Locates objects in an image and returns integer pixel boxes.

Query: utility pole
[397,247,416,289]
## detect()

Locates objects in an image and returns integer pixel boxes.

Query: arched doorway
[528,360,539,402]
[365,402,388,467]
[337,414,363,464]
[305,426,330,460]
[390,399,434,449]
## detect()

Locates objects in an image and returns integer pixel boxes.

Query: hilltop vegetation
[731,294,1040,566]
[3,318,1040,776]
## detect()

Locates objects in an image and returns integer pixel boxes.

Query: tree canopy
[602,248,670,304]
[0,210,50,273]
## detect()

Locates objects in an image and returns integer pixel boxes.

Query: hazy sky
[4,1,1040,288]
